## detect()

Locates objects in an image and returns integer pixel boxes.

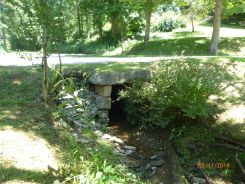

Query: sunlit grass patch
[0,129,59,171]
[125,37,245,56]
[0,67,62,184]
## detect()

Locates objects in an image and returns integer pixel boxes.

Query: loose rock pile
[185,168,209,184]
[58,87,99,128]
[57,84,114,127]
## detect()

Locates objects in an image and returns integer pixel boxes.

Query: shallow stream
[109,113,175,184]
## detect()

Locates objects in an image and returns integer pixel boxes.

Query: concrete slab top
[89,70,151,85]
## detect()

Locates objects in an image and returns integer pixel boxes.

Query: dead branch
[210,143,245,152]
[197,166,212,184]
[215,136,245,149]
[235,154,245,177]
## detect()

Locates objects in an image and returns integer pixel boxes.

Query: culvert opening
[109,84,128,125]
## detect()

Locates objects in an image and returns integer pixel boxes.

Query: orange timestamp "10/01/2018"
[197,162,231,169]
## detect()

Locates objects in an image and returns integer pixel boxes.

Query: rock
[66,110,77,117]
[151,166,157,170]
[88,106,98,117]
[184,171,193,180]
[95,85,112,97]
[124,145,136,151]
[192,177,206,184]
[98,110,109,119]
[150,154,161,160]
[94,130,103,136]
[102,133,113,140]
[76,108,84,112]
[112,137,124,144]
[79,138,90,144]
[131,152,144,159]
[125,149,133,156]
[74,119,87,126]
[151,160,165,167]
[97,118,109,125]
[89,70,152,85]
[96,96,111,109]
[126,160,141,168]
[93,123,102,129]
[62,93,74,99]
[59,119,68,128]
[101,134,124,144]
[64,104,73,109]
[152,169,157,176]
[146,163,151,170]
[113,149,124,156]
[71,132,78,138]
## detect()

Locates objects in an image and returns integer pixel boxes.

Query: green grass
[0,66,62,183]
[125,37,245,56]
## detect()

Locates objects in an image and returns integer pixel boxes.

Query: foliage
[153,12,186,32]
[49,67,77,95]
[178,0,211,32]
[120,61,226,128]
[223,0,245,17]
[152,4,186,32]
[56,132,143,184]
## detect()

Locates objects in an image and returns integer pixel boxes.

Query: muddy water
[109,116,174,184]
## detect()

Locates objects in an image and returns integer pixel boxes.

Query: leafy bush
[120,61,226,128]
[152,4,186,32]
[153,11,186,32]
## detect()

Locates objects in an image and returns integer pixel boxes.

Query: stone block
[98,110,109,119]
[96,96,111,109]
[98,118,109,125]
[95,85,112,96]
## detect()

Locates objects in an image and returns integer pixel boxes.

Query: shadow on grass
[0,66,62,146]
[172,31,204,38]
[0,166,56,184]
[125,37,245,56]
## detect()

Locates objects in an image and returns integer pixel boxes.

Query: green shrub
[153,12,186,32]
[152,4,186,32]
[120,61,226,128]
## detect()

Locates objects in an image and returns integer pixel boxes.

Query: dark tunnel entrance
[109,84,128,126]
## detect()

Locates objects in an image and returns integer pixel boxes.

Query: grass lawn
[54,25,245,57]
[125,37,245,56]
[0,66,62,183]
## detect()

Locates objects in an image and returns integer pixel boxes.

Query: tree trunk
[144,0,153,44]
[111,15,117,41]
[2,28,7,50]
[191,17,195,32]
[58,52,62,74]
[209,0,222,55]
[76,0,81,37]
[98,21,103,39]
[86,14,91,40]
[81,14,84,36]
[42,27,49,103]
